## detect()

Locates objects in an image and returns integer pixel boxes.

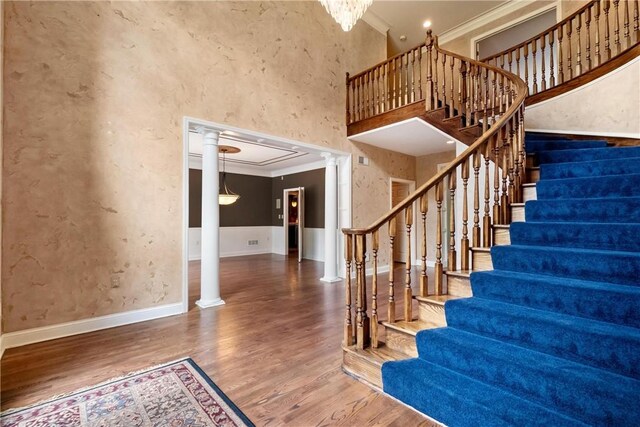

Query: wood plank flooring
[1,254,435,426]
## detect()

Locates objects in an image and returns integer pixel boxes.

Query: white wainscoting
[189,227,273,260]
[189,226,325,261]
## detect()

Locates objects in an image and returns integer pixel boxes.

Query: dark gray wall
[189,167,325,228]
[189,170,272,227]
[271,168,325,228]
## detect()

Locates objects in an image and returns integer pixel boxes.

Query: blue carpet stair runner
[382,134,640,426]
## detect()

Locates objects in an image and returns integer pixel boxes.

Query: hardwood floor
[1,254,434,426]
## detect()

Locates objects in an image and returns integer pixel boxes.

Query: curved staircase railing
[482,0,640,105]
[342,31,528,350]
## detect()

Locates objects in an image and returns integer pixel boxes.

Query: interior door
[391,181,410,262]
[297,187,305,263]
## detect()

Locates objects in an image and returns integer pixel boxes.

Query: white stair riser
[512,206,525,222]
[523,186,537,202]
[493,228,511,245]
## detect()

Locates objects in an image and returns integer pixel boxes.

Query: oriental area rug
[1,358,254,427]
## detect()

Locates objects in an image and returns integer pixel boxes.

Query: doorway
[390,178,416,264]
[283,187,305,262]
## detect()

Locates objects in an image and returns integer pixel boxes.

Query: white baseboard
[0,302,183,354]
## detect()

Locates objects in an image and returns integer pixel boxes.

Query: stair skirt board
[380,133,640,426]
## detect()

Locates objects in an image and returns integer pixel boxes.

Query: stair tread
[492,224,510,229]
[343,342,408,366]
[445,269,472,278]
[522,182,536,187]
[470,247,491,253]
[382,319,441,336]
[415,294,462,305]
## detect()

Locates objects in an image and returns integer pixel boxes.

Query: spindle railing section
[482,0,639,100]
[342,31,528,350]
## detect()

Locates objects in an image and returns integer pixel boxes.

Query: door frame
[282,187,305,261]
[389,177,417,266]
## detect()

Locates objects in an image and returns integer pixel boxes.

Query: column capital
[195,127,220,145]
[321,152,337,166]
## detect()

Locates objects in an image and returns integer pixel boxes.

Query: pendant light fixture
[218,146,241,206]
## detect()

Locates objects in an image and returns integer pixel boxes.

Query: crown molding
[362,10,390,36]
[438,0,543,45]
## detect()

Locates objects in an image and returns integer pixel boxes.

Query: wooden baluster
[448,171,457,272]
[435,182,444,294]
[442,53,447,116]
[345,73,351,125]
[523,43,529,90]
[411,50,416,103]
[405,53,410,105]
[366,72,371,118]
[623,0,630,47]
[358,75,363,121]
[425,31,435,110]
[404,206,413,322]
[508,51,513,74]
[507,120,516,222]
[519,105,526,201]
[434,50,439,106]
[500,127,509,223]
[465,62,472,126]
[344,234,354,346]
[417,46,423,101]
[532,40,538,94]
[585,6,592,71]
[461,159,470,271]
[515,47,521,81]
[595,2,602,67]
[604,0,612,60]
[484,67,490,132]
[391,59,396,110]
[458,61,467,118]
[472,152,481,248]
[634,0,639,42]
[420,195,428,297]
[450,57,455,118]
[382,63,387,113]
[541,35,547,91]
[614,0,621,54]
[371,230,379,348]
[576,13,582,76]
[372,69,377,116]
[483,142,492,247]
[566,19,573,80]
[388,217,396,322]
[558,24,565,84]
[493,135,501,225]
[355,234,369,349]
[549,31,556,87]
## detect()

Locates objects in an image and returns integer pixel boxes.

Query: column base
[320,276,342,283]
[195,298,226,309]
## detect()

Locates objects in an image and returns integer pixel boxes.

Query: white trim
[0,335,4,359]
[524,128,640,139]
[182,118,191,314]
[270,160,326,178]
[469,1,558,59]
[362,10,390,36]
[1,303,183,352]
[439,0,548,45]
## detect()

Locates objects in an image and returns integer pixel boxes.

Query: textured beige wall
[0,0,4,337]
[2,1,394,332]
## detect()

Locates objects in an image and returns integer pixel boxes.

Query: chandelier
[319,0,374,32]
[218,146,240,206]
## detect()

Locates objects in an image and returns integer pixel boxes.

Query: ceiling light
[423,20,432,28]
[319,0,374,32]
[219,146,241,206]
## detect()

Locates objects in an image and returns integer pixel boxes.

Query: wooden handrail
[481,0,640,98]
[481,1,597,63]
[342,30,528,351]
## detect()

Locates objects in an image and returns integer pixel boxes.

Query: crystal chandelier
[319,0,374,32]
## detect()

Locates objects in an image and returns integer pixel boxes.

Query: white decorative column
[197,129,225,308]
[321,153,341,282]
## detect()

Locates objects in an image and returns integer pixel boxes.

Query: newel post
[425,30,436,110]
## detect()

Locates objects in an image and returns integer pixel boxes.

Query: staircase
[341,1,640,425]
[381,135,640,426]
